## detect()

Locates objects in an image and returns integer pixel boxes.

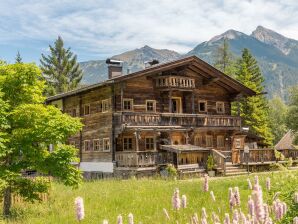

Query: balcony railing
[118,112,241,128]
[115,151,169,167]
[155,76,195,89]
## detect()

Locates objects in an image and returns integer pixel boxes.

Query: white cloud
[0,0,298,60]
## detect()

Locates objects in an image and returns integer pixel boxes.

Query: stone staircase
[225,162,248,176]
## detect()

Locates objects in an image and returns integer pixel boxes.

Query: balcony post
[134,130,140,151]
[191,92,195,114]
[168,89,172,113]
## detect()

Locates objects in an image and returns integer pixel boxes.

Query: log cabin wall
[63,86,113,163]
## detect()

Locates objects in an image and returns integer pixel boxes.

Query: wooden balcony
[155,76,195,89]
[118,112,241,128]
[115,151,168,167]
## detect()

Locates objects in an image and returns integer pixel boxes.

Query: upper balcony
[115,112,241,129]
[155,76,195,90]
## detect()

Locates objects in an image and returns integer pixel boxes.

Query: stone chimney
[106,58,123,79]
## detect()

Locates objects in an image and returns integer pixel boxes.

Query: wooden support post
[191,92,195,114]
[153,132,157,151]
[168,89,172,113]
[135,130,139,151]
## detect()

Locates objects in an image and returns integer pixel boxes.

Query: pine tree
[15,51,22,63]
[236,48,273,145]
[286,85,298,144]
[213,38,237,77]
[40,36,83,96]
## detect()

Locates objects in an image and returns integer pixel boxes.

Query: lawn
[1,171,298,224]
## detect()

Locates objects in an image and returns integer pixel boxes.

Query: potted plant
[207,155,215,177]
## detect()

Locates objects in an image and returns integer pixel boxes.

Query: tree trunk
[3,187,12,217]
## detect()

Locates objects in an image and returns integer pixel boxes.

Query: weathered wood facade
[47,56,297,177]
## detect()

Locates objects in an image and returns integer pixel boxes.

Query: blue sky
[1,0,298,63]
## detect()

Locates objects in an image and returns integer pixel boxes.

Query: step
[225,168,247,173]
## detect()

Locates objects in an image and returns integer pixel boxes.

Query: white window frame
[198,100,207,112]
[93,139,101,151]
[216,101,225,114]
[84,140,91,152]
[102,99,111,113]
[103,138,110,152]
[123,98,133,111]
[146,100,156,112]
[217,135,225,147]
[145,137,155,150]
[83,104,90,116]
[206,135,213,147]
[123,137,133,151]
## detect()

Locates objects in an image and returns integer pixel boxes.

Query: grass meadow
[1,170,298,223]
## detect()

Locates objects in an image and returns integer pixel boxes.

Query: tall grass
[1,170,298,223]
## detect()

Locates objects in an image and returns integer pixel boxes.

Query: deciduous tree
[0,63,83,216]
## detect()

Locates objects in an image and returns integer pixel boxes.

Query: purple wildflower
[172,188,181,210]
[203,174,209,192]
[202,207,207,219]
[128,213,134,224]
[293,217,298,224]
[234,187,241,206]
[252,185,265,223]
[74,197,85,221]
[192,213,199,224]
[181,195,187,208]
[224,213,230,224]
[248,195,255,217]
[232,209,239,223]
[266,177,271,191]
[117,215,123,224]
[247,178,252,190]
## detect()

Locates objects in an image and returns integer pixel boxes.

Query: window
[123,99,133,111]
[194,135,203,146]
[93,139,101,151]
[146,100,156,112]
[84,140,91,151]
[217,136,224,147]
[145,137,155,150]
[235,138,241,149]
[199,101,207,112]
[206,135,213,147]
[103,138,110,152]
[84,105,90,115]
[123,137,133,151]
[72,108,77,117]
[102,99,111,112]
[216,102,225,114]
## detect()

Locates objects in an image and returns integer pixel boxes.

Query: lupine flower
[211,212,220,223]
[117,215,123,224]
[247,178,252,190]
[202,207,207,219]
[248,195,255,217]
[294,192,298,203]
[228,187,233,201]
[232,209,239,223]
[224,213,230,224]
[201,218,208,224]
[240,210,247,223]
[172,188,181,210]
[192,213,199,224]
[128,213,134,224]
[203,174,209,192]
[266,177,271,191]
[234,187,241,206]
[273,199,287,221]
[103,220,108,224]
[293,217,298,224]
[263,203,269,220]
[74,197,85,221]
[163,208,170,220]
[181,195,187,208]
[252,185,265,223]
[210,191,216,202]
[254,175,259,185]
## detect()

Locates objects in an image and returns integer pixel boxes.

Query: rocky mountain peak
[209,29,244,43]
[251,26,292,55]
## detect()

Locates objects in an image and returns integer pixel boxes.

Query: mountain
[79,26,298,100]
[79,46,181,84]
[187,27,298,100]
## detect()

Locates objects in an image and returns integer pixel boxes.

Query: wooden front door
[231,136,245,164]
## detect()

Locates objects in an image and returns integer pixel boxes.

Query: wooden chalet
[46,56,298,178]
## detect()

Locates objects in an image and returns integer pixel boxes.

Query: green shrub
[165,164,177,178]
[207,155,215,171]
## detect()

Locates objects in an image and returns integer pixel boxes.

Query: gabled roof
[47,55,256,101]
[275,130,296,150]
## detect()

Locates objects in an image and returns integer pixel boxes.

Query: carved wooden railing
[239,148,298,164]
[118,112,241,128]
[155,76,195,89]
[211,149,227,175]
[115,151,165,167]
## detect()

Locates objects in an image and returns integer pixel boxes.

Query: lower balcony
[116,112,241,128]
